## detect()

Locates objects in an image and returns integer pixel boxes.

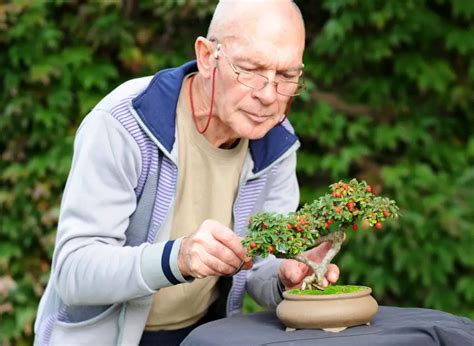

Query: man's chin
[240,125,275,140]
[234,115,279,140]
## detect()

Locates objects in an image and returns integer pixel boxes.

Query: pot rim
[282,285,372,301]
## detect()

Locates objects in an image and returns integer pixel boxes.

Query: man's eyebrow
[232,56,264,67]
[232,56,303,72]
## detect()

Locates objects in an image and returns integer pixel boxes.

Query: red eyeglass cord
[189,67,217,134]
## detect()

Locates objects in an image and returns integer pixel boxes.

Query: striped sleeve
[140,237,193,289]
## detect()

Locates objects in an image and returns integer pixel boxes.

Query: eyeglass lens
[237,71,301,96]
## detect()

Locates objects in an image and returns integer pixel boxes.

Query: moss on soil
[288,285,367,295]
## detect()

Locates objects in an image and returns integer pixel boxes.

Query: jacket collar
[132,61,299,174]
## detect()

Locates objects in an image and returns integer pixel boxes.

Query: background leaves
[1,0,473,343]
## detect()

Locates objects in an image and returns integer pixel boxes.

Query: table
[182,306,474,346]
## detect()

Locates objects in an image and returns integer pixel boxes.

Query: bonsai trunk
[296,230,346,290]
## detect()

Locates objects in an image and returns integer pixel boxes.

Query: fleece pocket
[49,303,122,345]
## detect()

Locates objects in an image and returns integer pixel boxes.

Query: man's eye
[238,66,256,73]
[280,73,298,80]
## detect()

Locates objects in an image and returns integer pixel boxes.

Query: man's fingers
[297,261,309,272]
[206,240,243,270]
[278,258,340,290]
[326,263,340,283]
[280,260,306,285]
[178,219,250,279]
[191,261,216,279]
[210,225,246,260]
[289,268,304,284]
[188,251,236,277]
[194,248,238,276]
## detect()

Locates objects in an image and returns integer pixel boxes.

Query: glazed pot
[276,286,378,332]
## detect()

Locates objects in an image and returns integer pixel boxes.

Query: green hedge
[1,0,473,343]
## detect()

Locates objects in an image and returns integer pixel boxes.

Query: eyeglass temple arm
[214,44,222,60]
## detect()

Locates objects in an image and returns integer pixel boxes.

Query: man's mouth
[244,111,273,123]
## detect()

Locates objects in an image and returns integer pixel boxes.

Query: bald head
[191,0,306,144]
[207,0,305,47]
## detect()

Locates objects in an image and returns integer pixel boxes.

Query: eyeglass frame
[210,39,305,97]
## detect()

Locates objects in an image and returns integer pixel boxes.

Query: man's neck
[186,74,239,149]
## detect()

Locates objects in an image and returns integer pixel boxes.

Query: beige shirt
[145,76,249,331]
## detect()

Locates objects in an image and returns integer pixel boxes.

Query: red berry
[325,222,330,229]
[352,224,358,231]
[366,185,372,193]
[375,222,382,230]
[267,245,274,253]
[346,201,355,211]
[328,219,334,225]
[335,207,342,213]
[303,237,308,242]
[262,224,267,229]
[250,242,257,249]
[296,225,302,232]
[287,224,293,230]
[383,211,389,217]
[342,183,348,190]
[333,191,342,198]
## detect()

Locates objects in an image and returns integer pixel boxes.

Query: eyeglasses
[215,43,305,97]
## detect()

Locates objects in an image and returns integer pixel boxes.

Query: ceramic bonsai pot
[276,285,378,332]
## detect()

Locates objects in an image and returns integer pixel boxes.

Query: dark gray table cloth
[182,306,474,346]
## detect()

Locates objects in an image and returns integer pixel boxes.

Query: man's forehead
[219,36,303,71]
[231,55,303,72]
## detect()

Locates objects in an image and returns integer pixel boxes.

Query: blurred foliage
[1,0,473,343]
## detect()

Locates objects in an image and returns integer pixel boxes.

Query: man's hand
[178,219,251,279]
[278,241,340,290]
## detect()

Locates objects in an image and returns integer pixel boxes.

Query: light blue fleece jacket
[34,61,300,345]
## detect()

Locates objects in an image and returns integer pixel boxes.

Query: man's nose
[253,80,278,105]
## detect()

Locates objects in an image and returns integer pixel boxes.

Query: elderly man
[34,1,339,345]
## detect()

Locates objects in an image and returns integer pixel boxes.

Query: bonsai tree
[242,179,399,290]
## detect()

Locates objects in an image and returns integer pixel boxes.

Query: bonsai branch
[305,231,346,251]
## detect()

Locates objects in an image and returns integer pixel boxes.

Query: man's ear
[195,36,217,79]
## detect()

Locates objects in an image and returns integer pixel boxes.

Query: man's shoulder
[94,75,155,113]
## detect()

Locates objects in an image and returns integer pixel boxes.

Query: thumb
[306,241,332,262]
